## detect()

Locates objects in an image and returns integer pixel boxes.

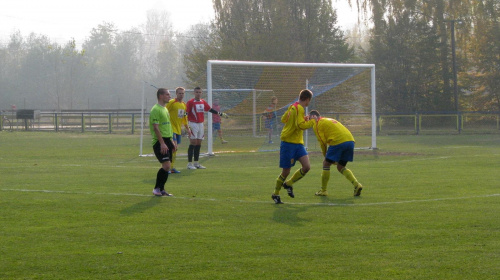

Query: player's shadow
[271,196,357,226]
[120,196,161,216]
[272,204,311,227]
[315,196,356,206]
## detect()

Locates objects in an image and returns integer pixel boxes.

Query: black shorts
[153,137,174,163]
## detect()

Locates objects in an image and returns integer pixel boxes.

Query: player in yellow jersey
[272,89,315,204]
[166,87,191,174]
[309,110,363,196]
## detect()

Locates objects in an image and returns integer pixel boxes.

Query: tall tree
[184,0,353,85]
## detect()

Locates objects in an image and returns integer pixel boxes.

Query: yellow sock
[171,150,177,169]
[341,168,359,186]
[285,168,306,186]
[274,175,285,195]
[321,167,330,191]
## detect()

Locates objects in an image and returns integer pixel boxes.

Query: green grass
[1,132,499,279]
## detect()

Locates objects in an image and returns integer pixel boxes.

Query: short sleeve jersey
[186,98,211,123]
[265,104,277,119]
[166,99,188,135]
[149,103,173,145]
[280,102,314,144]
[312,117,355,154]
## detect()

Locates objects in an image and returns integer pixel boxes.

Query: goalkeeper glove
[219,112,229,119]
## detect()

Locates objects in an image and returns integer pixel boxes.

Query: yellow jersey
[280,102,314,144]
[312,117,355,155]
[166,99,188,135]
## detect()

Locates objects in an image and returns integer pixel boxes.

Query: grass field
[1,131,499,279]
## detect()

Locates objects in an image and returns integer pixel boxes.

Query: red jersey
[186,98,211,123]
[212,105,221,123]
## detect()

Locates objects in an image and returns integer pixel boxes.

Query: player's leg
[170,134,181,173]
[272,142,294,204]
[316,159,333,196]
[170,133,177,173]
[153,140,172,196]
[218,126,228,143]
[187,122,200,169]
[274,168,290,195]
[283,144,310,187]
[335,141,362,196]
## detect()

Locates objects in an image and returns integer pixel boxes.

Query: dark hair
[157,88,169,99]
[299,89,313,101]
[194,86,202,91]
[309,110,321,117]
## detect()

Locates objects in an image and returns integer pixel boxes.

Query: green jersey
[149,103,173,145]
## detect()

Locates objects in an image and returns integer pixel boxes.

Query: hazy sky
[0,0,358,46]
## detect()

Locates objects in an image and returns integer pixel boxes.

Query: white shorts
[189,121,204,140]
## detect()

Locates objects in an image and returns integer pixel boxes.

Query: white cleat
[194,164,206,169]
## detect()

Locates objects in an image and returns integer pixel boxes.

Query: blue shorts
[173,133,182,144]
[213,123,221,131]
[325,141,354,164]
[279,141,308,169]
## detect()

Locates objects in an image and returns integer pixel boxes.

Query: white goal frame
[206,60,377,155]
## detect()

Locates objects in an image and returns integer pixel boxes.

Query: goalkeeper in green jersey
[272,89,315,204]
[308,110,363,197]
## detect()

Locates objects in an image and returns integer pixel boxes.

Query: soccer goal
[206,60,376,155]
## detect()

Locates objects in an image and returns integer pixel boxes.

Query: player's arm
[153,123,168,155]
[208,108,228,118]
[320,142,327,157]
[297,108,314,130]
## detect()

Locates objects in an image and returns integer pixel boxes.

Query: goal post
[206,60,376,155]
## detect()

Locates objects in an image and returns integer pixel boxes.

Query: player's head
[299,89,313,106]
[194,86,202,100]
[309,110,321,120]
[157,88,170,100]
[175,87,185,101]
[271,96,278,104]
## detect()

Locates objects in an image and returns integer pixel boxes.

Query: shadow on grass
[272,204,311,227]
[271,195,356,226]
[316,195,356,206]
[120,196,162,216]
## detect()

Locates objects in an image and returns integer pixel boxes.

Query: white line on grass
[1,188,499,207]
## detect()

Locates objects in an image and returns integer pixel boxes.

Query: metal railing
[1,110,499,134]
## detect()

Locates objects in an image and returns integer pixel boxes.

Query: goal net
[206,60,376,155]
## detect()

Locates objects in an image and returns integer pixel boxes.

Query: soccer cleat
[283,182,294,198]
[272,194,283,204]
[161,190,173,196]
[221,140,228,144]
[194,163,206,169]
[354,183,363,196]
[170,168,181,174]
[152,188,162,196]
[315,190,328,196]
[187,163,197,170]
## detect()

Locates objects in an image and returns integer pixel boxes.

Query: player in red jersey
[185,87,228,169]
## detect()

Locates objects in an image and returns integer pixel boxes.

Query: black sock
[194,145,201,161]
[155,168,168,190]
[188,145,194,162]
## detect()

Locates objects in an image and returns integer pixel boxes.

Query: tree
[370,12,441,112]
[184,0,353,85]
